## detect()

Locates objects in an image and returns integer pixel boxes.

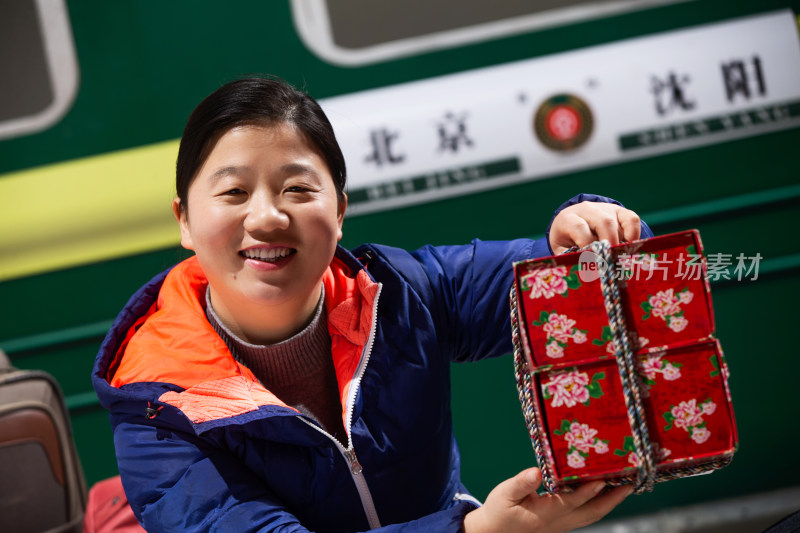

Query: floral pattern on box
[615,437,672,468]
[614,253,660,280]
[554,420,610,469]
[542,368,605,408]
[532,311,588,359]
[616,236,715,349]
[638,353,682,386]
[519,265,581,299]
[637,342,735,462]
[594,327,650,355]
[516,256,608,366]
[513,230,737,493]
[538,360,636,479]
[641,287,694,333]
[664,398,716,444]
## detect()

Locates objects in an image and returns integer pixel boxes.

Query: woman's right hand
[462,468,632,533]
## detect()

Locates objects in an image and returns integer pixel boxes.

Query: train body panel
[1,0,799,526]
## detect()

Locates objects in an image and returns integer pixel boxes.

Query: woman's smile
[240,245,297,271]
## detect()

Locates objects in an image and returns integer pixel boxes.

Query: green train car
[2,1,799,530]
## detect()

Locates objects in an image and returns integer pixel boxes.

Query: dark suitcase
[0,348,87,532]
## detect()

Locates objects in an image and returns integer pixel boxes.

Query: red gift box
[511,230,737,493]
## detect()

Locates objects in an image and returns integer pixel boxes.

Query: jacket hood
[92,246,379,430]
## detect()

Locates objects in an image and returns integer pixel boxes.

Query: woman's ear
[336,194,347,242]
[172,198,195,251]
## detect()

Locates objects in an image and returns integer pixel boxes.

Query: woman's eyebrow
[280,162,319,176]
[209,165,248,181]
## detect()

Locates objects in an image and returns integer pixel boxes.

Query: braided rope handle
[510,284,558,491]
[591,240,656,493]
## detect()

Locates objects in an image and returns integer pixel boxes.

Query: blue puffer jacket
[92,194,652,532]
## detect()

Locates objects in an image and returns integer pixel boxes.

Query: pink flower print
[617,253,657,278]
[526,266,569,299]
[671,400,704,430]
[662,363,682,381]
[664,398,715,444]
[594,440,609,454]
[543,313,576,343]
[618,440,671,467]
[640,355,664,381]
[567,450,586,468]
[559,420,608,470]
[606,341,617,355]
[639,255,658,271]
[543,371,590,408]
[630,333,650,350]
[691,426,711,444]
[536,312,587,358]
[668,315,688,332]
[546,341,565,359]
[642,287,693,332]
[649,289,682,319]
[565,422,598,453]
[628,451,640,467]
[639,354,682,386]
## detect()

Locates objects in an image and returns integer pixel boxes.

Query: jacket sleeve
[114,420,310,533]
[384,237,535,363]
[371,194,653,363]
[114,418,476,533]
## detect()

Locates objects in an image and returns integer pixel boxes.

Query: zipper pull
[343,448,364,475]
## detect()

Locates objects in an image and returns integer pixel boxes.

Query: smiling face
[173,122,346,344]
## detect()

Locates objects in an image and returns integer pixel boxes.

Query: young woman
[93,77,651,532]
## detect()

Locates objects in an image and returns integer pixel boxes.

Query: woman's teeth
[241,248,294,262]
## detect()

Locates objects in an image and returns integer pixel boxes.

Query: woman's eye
[224,188,246,195]
[286,185,310,193]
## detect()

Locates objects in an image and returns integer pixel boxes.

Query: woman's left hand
[549,202,642,254]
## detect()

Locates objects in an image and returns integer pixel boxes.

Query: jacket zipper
[299,282,383,530]
[299,418,381,529]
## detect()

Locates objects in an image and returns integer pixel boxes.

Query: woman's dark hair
[175,76,346,209]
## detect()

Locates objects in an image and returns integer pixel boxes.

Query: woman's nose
[244,194,289,234]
